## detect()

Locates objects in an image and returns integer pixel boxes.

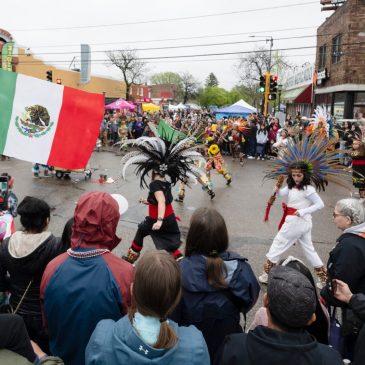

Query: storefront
[314,0,365,120]
[315,90,365,120]
[282,83,313,118]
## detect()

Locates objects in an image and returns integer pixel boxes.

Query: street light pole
[268,36,273,73]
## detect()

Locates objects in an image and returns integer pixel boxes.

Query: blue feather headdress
[264,135,349,191]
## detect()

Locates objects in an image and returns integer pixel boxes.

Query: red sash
[148,204,174,219]
[278,203,297,230]
[352,160,365,166]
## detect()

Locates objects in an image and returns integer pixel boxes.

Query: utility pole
[264,71,270,117]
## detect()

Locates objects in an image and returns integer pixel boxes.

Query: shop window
[333,92,345,118]
[332,34,342,64]
[319,45,326,69]
[354,92,365,119]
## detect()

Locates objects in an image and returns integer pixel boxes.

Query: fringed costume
[205,137,232,185]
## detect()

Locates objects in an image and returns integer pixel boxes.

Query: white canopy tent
[232,99,257,113]
[168,103,187,111]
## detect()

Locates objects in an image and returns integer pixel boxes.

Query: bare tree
[180,72,199,104]
[235,47,291,87]
[106,49,147,100]
[234,48,291,110]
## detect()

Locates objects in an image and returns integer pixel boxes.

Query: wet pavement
[0,147,352,326]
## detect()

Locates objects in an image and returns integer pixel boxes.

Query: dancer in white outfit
[259,133,348,287]
[259,162,326,285]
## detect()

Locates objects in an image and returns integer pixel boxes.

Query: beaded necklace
[67,248,110,259]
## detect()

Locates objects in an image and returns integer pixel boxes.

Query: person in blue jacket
[170,207,260,363]
[85,250,210,365]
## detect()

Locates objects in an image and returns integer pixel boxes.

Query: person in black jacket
[0,196,68,352]
[333,279,365,365]
[171,207,260,364]
[215,266,343,365]
[321,197,365,361]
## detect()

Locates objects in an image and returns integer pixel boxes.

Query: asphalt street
[0,148,353,326]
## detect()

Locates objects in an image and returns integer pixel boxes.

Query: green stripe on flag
[158,120,186,143]
[0,70,17,154]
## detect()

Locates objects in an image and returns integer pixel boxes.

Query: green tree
[150,72,182,85]
[205,72,219,87]
[199,87,230,107]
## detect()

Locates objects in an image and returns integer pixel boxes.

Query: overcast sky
[2,0,330,89]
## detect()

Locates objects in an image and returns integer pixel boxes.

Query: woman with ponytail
[170,207,260,364]
[85,250,209,365]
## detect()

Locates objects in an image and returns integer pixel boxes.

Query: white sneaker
[258,272,268,284]
[248,156,254,159]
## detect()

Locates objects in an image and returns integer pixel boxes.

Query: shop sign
[317,68,329,85]
[1,42,14,71]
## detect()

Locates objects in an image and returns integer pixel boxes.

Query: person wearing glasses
[321,198,365,362]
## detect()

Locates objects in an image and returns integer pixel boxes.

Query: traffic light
[259,75,266,92]
[269,75,278,100]
[56,78,62,85]
[46,70,53,82]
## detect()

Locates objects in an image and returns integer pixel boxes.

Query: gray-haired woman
[321,198,365,361]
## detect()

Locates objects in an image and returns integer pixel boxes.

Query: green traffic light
[259,87,265,92]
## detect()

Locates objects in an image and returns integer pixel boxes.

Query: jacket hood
[71,191,121,250]
[8,231,52,258]
[180,252,243,293]
[343,221,365,238]
[246,326,318,365]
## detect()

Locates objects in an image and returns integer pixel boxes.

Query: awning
[282,84,312,104]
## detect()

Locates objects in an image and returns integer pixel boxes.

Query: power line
[27,26,318,49]
[12,1,318,32]
[15,40,365,64]
[15,53,318,67]
[19,31,362,57]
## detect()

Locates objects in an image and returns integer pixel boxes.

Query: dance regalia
[260,133,348,286]
[119,122,208,264]
[205,139,232,185]
[351,151,365,190]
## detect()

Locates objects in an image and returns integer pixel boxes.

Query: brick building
[129,84,150,102]
[314,0,365,119]
[149,84,177,103]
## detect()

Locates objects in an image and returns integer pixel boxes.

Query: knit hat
[267,266,316,328]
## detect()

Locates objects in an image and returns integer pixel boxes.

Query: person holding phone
[321,198,365,361]
[332,279,365,365]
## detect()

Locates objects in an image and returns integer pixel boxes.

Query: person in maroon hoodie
[40,192,133,365]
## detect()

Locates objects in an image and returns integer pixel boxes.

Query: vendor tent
[232,99,257,112]
[105,98,135,111]
[168,104,180,111]
[142,103,161,112]
[215,103,254,120]
[186,103,202,111]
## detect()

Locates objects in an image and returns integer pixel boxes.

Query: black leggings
[133,214,181,252]
[0,314,36,362]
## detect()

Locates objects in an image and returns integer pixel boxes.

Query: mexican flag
[0,69,104,169]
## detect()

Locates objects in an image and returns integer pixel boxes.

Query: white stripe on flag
[3,74,64,165]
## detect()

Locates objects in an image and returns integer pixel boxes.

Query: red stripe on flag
[47,87,104,169]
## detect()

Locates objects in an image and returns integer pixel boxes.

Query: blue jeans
[256,144,265,157]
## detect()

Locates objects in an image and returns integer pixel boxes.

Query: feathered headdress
[119,122,207,188]
[309,105,335,138]
[264,135,349,191]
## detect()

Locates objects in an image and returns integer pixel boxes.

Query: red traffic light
[56,78,62,85]
[272,75,278,82]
